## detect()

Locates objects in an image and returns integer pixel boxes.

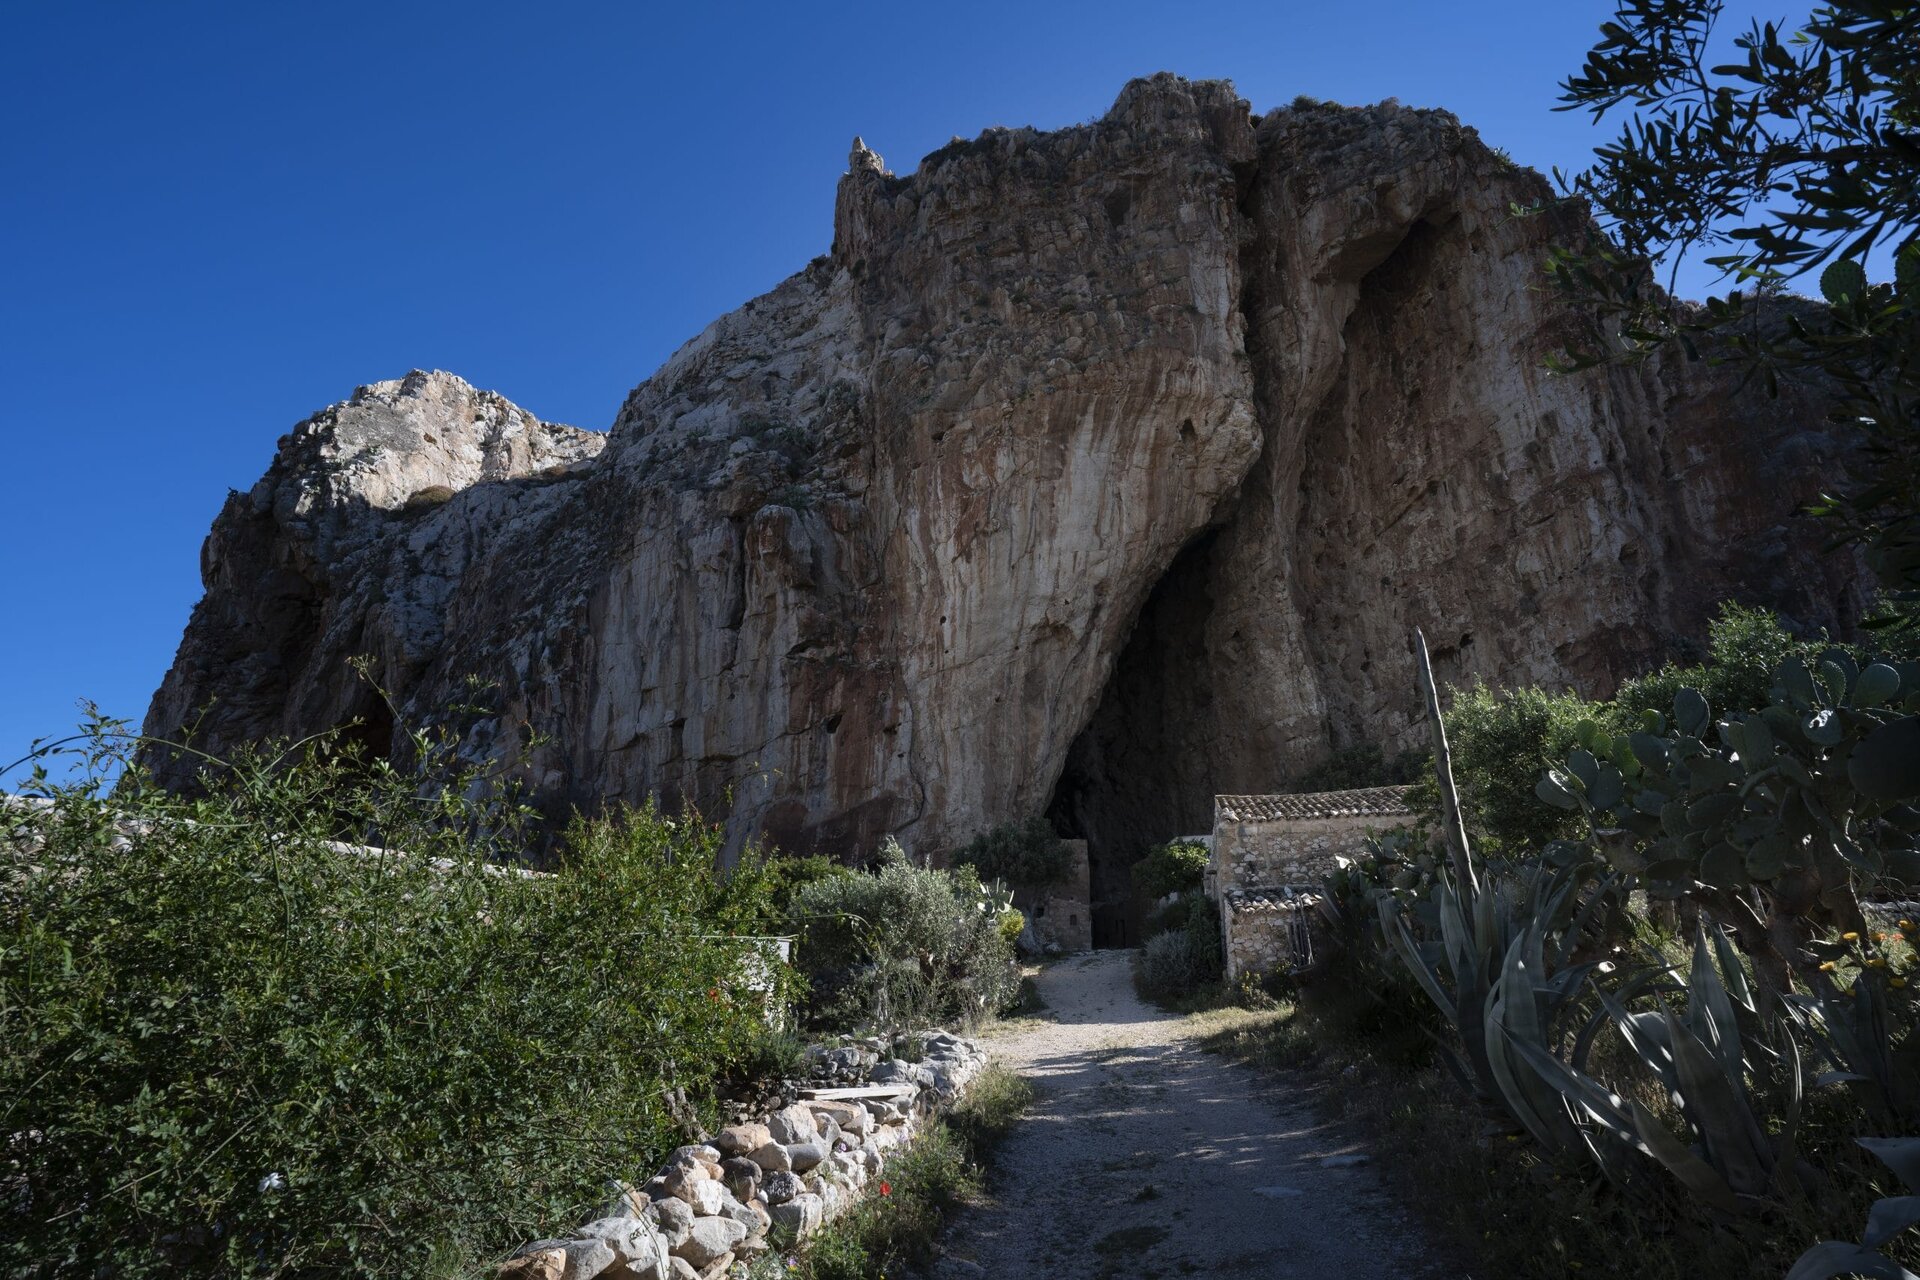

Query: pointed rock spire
[848,135,884,174]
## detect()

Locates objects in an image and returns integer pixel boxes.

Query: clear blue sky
[0,0,1790,770]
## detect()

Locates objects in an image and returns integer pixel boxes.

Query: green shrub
[1135,906,1224,1003]
[750,852,855,929]
[951,816,1071,888]
[791,842,1018,1032]
[1442,682,1606,853]
[1614,602,1830,720]
[1131,840,1209,900]
[1,721,788,1279]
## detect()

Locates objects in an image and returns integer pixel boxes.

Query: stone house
[1208,786,1414,981]
[1015,838,1092,954]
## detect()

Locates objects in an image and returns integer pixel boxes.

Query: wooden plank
[798,1084,917,1102]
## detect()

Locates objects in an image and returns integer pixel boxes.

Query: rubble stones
[496,1031,985,1279]
[760,1171,805,1205]
[713,1124,771,1158]
[670,1218,746,1270]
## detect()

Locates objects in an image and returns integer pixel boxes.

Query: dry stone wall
[499,1032,987,1280]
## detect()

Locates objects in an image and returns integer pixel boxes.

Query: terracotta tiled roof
[1214,785,1414,824]
[1226,886,1325,914]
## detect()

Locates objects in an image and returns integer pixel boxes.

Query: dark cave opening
[1046,529,1224,947]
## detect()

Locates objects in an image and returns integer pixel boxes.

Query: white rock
[673,1179,726,1216]
[767,1193,825,1241]
[670,1216,746,1269]
[576,1217,668,1280]
[767,1104,818,1145]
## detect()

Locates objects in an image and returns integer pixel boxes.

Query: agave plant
[1788,1137,1920,1280]
[1509,926,1807,1216]
[1786,954,1920,1131]
[1379,634,1630,1147]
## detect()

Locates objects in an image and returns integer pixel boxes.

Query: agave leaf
[1785,1241,1919,1280]
[1572,965,1675,1071]
[1628,1096,1744,1216]
[1380,897,1449,1012]
[1862,1137,1920,1194]
[1506,1031,1643,1152]
[1483,928,1582,1153]
[1817,1069,1875,1086]
[1665,1009,1773,1197]
[1687,928,1746,1084]
[1863,1195,1920,1249]
[1775,1032,1806,1200]
[1707,923,1756,1018]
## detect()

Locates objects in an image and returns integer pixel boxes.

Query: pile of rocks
[500,1031,988,1280]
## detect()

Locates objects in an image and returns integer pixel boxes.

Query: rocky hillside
[144,75,1865,877]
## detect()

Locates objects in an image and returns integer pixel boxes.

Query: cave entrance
[1047,529,1222,947]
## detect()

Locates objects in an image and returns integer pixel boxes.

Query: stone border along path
[933,951,1450,1279]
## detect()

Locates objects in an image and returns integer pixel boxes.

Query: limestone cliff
[144,76,1866,891]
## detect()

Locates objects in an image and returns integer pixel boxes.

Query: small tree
[951,816,1072,889]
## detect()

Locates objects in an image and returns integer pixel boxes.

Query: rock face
[145,76,1866,892]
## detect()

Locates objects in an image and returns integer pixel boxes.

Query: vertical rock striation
[144,75,1866,870]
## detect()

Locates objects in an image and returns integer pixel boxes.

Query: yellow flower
[1820,961,1838,972]
[1902,920,1916,931]
[1844,931,1861,942]
[1892,978,1910,990]
[1871,958,1890,969]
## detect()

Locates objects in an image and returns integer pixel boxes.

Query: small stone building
[1016,838,1092,954]
[1209,786,1413,980]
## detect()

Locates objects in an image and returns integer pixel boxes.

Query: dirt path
[935,951,1447,1279]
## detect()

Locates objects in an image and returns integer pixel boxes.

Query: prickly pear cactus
[1539,649,1920,987]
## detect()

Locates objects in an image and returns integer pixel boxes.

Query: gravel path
[935,951,1448,1279]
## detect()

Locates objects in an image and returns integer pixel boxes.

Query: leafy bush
[749,852,855,930]
[1442,681,1605,853]
[1144,885,1208,937]
[1135,905,1223,1003]
[1613,603,1842,722]
[2,721,788,1280]
[951,816,1072,888]
[791,841,1019,1032]
[1131,839,1209,900]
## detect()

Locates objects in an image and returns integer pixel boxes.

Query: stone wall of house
[1222,891,1326,982]
[1213,813,1393,893]
[1016,838,1092,954]
[498,1031,987,1280]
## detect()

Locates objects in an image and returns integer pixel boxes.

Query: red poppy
[706,987,721,1001]
[878,1182,891,1196]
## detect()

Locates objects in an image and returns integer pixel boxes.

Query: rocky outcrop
[144,75,1866,873]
